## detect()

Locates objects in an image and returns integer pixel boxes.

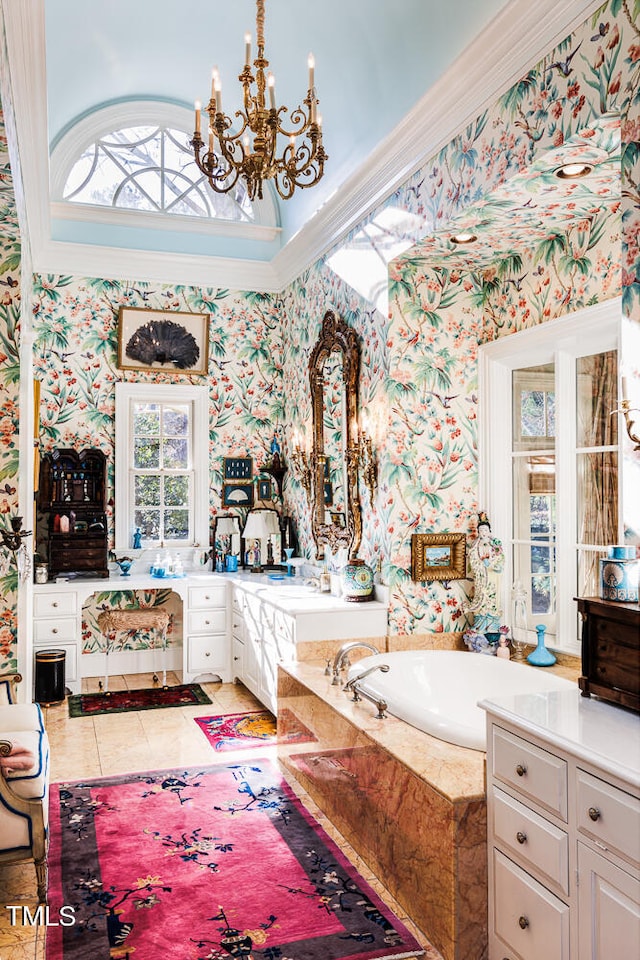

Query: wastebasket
[34,649,66,705]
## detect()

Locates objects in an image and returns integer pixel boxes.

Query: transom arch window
[50,101,278,231]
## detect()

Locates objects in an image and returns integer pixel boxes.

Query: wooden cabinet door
[578,842,640,959]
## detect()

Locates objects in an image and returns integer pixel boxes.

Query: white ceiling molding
[3,0,603,293]
[51,202,281,243]
[36,238,281,291]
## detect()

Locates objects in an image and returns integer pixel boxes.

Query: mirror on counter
[309,310,362,559]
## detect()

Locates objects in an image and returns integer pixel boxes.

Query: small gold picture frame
[117,307,209,375]
[411,532,466,582]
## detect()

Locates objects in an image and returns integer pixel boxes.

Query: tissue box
[600,546,639,603]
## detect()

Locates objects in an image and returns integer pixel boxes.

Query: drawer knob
[516,831,527,844]
[588,806,601,822]
[204,620,210,625]
[52,601,58,608]
[233,656,239,661]
[205,651,210,657]
[51,628,58,634]
[516,763,527,777]
[205,594,210,600]
[518,916,529,930]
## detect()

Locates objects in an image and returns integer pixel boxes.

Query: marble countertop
[480,689,640,790]
[34,569,387,616]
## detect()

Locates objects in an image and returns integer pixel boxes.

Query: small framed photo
[411,532,466,582]
[331,511,346,528]
[323,481,333,505]
[117,307,209,375]
[257,478,272,500]
[224,457,253,481]
[222,482,254,508]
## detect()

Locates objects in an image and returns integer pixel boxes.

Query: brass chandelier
[191,0,327,202]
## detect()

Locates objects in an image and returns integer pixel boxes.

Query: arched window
[64,124,253,221]
[51,102,278,233]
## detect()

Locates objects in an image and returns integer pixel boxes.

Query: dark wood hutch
[38,448,108,579]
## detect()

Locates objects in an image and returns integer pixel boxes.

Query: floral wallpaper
[282,0,639,636]
[0,92,22,674]
[0,0,637,664]
[32,279,285,533]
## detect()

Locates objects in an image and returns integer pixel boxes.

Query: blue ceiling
[45,0,511,255]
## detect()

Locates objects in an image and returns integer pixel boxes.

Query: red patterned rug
[68,683,212,717]
[47,759,423,960]
[194,709,316,752]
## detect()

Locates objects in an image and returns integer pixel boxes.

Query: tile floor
[0,672,442,960]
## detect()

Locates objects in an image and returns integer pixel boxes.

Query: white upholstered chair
[0,674,50,901]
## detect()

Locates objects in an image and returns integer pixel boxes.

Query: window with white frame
[50,102,279,236]
[115,383,209,551]
[480,300,621,655]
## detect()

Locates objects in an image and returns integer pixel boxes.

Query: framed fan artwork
[117,307,209,375]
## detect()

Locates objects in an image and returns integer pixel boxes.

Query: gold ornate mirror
[309,311,362,559]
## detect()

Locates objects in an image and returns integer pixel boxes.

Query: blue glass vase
[527,623,556,667]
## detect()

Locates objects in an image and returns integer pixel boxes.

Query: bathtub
[345,649,574,751]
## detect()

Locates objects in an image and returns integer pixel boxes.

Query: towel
[0,741,36,773]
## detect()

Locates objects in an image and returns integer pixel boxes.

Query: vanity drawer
[34,591,77,618]
[576,769,640,867]
[493,849,570,960]
[188,609,227,635]
[493,788,569,895]
[493,726,568,820]
[187,634,227,672]
[189,584,227,609]
[33,617,77,643]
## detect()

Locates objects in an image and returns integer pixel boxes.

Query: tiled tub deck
[277,661,488,960]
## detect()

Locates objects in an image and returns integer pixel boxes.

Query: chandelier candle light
[191,0,327,201]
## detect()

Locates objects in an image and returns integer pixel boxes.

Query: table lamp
[242,511,270,572]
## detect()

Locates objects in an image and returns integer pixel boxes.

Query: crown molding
[3,0,602,293]
[271,0,603,289]
[51,202,280,243]
[34,237,281,290]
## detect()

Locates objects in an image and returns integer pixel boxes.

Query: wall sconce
[612,377,640,451]
[358,412,378,502]
[0,516,32,581]
[290,432,312,496]
[0,516,31,554]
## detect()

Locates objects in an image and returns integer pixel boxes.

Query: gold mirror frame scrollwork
[309,310,362,559]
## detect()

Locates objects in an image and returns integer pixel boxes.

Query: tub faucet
[331,641,381,685]
[343,662,390,693]
[347,680,388,720]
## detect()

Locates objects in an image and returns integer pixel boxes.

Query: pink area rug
[194,708,316,752]
[47,759,423,959]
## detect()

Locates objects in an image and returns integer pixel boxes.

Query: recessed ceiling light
[450,232,477,244]
[554,162,593,179]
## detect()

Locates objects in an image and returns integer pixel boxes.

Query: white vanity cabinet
[482,692,640,960]
[184,581,230,683]
[232,586,297,713]
[31,573,231,694]
[32,588,80,694]
[230,581,388,715]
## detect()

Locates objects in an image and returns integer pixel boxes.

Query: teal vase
[341,558,374,602]
[526,624,556,667]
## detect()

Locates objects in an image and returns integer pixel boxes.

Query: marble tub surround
[277,663,488,960]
